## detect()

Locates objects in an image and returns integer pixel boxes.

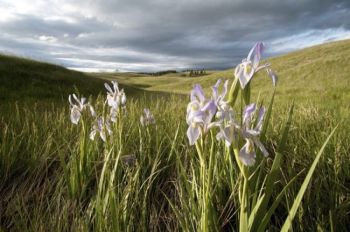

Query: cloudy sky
[0,0,349,72]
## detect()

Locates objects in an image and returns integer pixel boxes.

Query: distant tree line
[151,70,177,76]
[136,70,177,76]
[188,69,207,77]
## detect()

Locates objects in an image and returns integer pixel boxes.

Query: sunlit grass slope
[0,54,108,101]
[96,39,350,107]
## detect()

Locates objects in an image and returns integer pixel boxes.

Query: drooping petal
[216,126,234,147]
[239,139,256,166]
[255,106,265,132]
[70,106,81,124]
[121,91,127,105]
[187,126,200,145]
[202,100,217,123]
[253,137,269,157]
[244,129,260,137]
[191,84,206,102]
[99,130,107,142]
[80,97,87,107]
[235,63,249,89]
[266,68,278,86]
[221,80,229,99]
[72,93,79,103]
[89,129,97,141]
[243,103,256,124]
[89,105,97,117]
[187,109,205,125]
[104,83,113,93]
[68,95,74,106]
[112,81,119,92]
[211,79,221,100]
[110,108,118,123]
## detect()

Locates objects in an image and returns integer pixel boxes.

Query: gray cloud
[0,0,349,72]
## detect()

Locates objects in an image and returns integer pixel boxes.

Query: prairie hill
[0,54,108,101]
[97,39,350,107]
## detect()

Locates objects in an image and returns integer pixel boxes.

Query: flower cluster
[69,81,157,142]
[140,108,156,127]
[104,81,127,122]
[186,42,276,166]
[186,81,268,166]
[69,81,128,142]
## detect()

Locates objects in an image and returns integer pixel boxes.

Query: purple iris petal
[247,42,264,70]
[104,83,113,93]
[266,68,278,86]
[187,110,205,124]
[239,139,256,166]
[202,100,217,123]
[222,126,234,147]
[216,126,231,147]
[222,80,228,99]
[255,106,265,131]
[243,103,256,124]
[187,126,200,145]
[253,137,269,157]
[212,79,221,100]
[191,84,206,102]
[235,63,249,89]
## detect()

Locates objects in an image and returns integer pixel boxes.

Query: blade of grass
[281,126,338,232]
[250,103,294,231]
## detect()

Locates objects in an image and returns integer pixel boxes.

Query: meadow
[0,40,350,231]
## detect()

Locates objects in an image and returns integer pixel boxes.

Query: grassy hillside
[96,39,350,108]
[0,54,107,101]
[1,39,349,105]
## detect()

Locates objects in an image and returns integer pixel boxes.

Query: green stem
[240,175,249,232]
[195,140,208,232]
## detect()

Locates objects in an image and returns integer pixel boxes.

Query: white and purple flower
[104,81,126,110]
[234,42,276,89]
[68,94,95,124]
[140,108,156,126]
[89,116,112,142]
[104,81,127,123]
[186,84,219,145]
[238,103,269,166]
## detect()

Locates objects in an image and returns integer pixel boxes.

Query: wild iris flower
[239,103,269,166]
[215,102,241,147]
[105,81,126,109]
[68,94,95,124]
[104,81,127,122]
[234,42,277,89]
[89,117,112,142]
[186,84,218,145]
[140,108,156,127]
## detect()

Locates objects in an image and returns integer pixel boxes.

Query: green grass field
[0,40,349,231]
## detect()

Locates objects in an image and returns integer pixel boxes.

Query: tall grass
[0,89,349,231]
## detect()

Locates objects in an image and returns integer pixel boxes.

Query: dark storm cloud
[0,0,349,71]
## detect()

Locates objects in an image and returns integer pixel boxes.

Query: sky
[0,0,350,72]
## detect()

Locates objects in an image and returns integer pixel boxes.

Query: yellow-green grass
[94,39,350,110]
